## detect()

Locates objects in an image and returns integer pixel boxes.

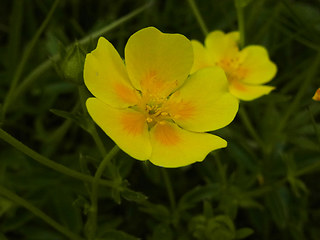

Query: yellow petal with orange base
[125,27,193,97]
[86,98,151,160]
[205,31,239,63]
[190,40,212,74]
[84,37,139,108]
[167,67,239,132]
[312,88,320,101]
[149,122,227,168]
[239,46,277,85]
[229,81,275,101]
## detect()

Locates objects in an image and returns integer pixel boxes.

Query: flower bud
[60,43,86,84]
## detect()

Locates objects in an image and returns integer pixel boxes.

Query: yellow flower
[84,27,239,168]
[313,88,320,101]
[191,31,277,101]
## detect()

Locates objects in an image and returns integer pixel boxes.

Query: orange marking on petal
[312,88,320,101]
[231,81,247,92]
[121,112,146,136]
[114,83,138,104]
[167,98,196,121]
[175,101,196,120]
[153,123,180,146]
[140,70,177,96]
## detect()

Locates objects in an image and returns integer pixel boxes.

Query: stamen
[146,117,153,123]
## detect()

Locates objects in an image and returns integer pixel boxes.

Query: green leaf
[235,228,254,239]
[140,203,170,222]
[111,188,121,205]
[121,188,148,203]
[0,196,13,217]
[238,197,264,210]
[265,189,289,229]
[50,187,83,233]
[50,109,93,133]
[211,215,235,233]
[178,184,220,211]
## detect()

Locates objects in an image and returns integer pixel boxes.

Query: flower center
[216,57,247,83]
[144,98,171,126]
[135,94,172,127]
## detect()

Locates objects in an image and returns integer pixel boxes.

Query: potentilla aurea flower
[84,27,238,168]
[191,31,277,101]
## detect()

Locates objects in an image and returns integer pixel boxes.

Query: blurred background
[0,0,320,239]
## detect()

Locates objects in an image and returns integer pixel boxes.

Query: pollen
[159,120,166,125]
[146,117,153,123]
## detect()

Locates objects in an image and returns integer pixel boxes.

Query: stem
[0,128,115,188]
[161,168,176,210]
[86,145,120,240]
[277,53,320,132]
[238,106,265,149]
[77,1,153,46]
[245,160,320,198]
[1,0,60,121]
[5,1,152,117]
[78,85,107,157]
[213,153,227,186]
[186,0,209,36]
[296,160,320,177]
[235,0,245,48]
[0,185,84,240]
[308,107,320,147]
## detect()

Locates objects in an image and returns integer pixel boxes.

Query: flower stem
[308,107,320,147]
[0,128,115,188]
[86,145,120,240]
[213,152,227,186]
[0,185,85,240]
[78,85,107,157]
[186,0,209,36]
[1,0,60,122]
[234,0,245,48]
[238,106,265,149]
[245,159,320,199]
[161,168,176,211]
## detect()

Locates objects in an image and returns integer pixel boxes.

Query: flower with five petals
[191,31,277,101]
[84,27,239,168]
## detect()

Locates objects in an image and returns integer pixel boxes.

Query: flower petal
[125,27,193,97]
[166,67,239,132]
[190,40,211,74]
[149,122,227,168]
[239,46,277,85]
[229,81,275,101]
[205,31,239,62]
[86,98,151,160]
[312,88,320,101]
[84,37,139,108]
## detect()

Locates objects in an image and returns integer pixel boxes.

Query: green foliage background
[0,0,320,239]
